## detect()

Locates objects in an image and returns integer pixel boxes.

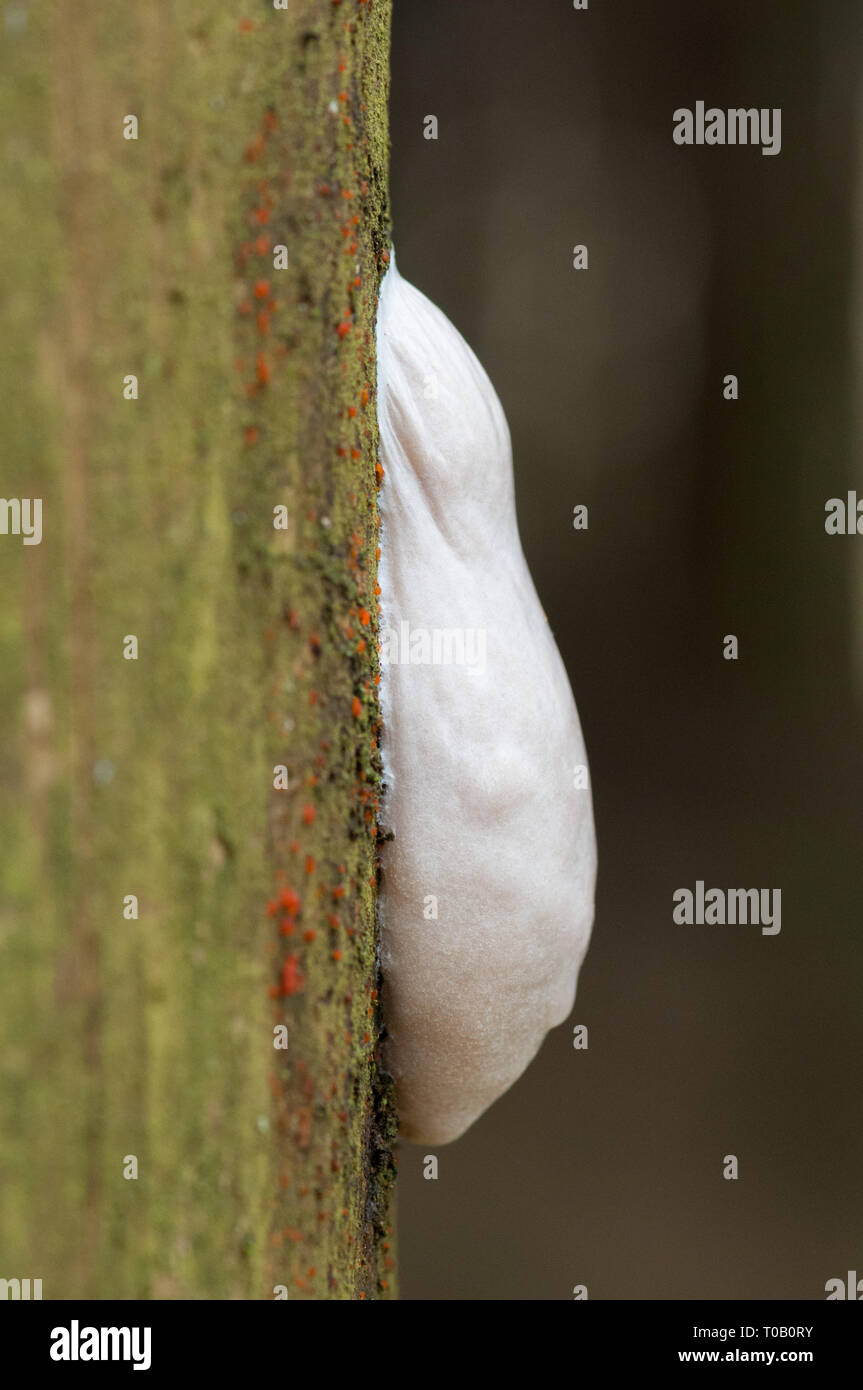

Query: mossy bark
[0,0,395,1301]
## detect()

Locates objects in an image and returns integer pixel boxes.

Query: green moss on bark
[0,0,394,1301]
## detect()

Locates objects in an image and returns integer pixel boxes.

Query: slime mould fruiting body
[375,253,597,1145]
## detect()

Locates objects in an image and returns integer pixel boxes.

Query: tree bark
[0,0,395,1301]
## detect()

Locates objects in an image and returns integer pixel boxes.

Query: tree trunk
[0,0,395,1301]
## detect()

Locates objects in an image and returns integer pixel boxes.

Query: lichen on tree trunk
[0,0,395,1301]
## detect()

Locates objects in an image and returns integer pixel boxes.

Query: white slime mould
[376,252,597,1145]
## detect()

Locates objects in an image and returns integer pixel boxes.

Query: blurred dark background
[389,0,863,1300]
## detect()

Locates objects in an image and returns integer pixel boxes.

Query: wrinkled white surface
[376,253,597,1145]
